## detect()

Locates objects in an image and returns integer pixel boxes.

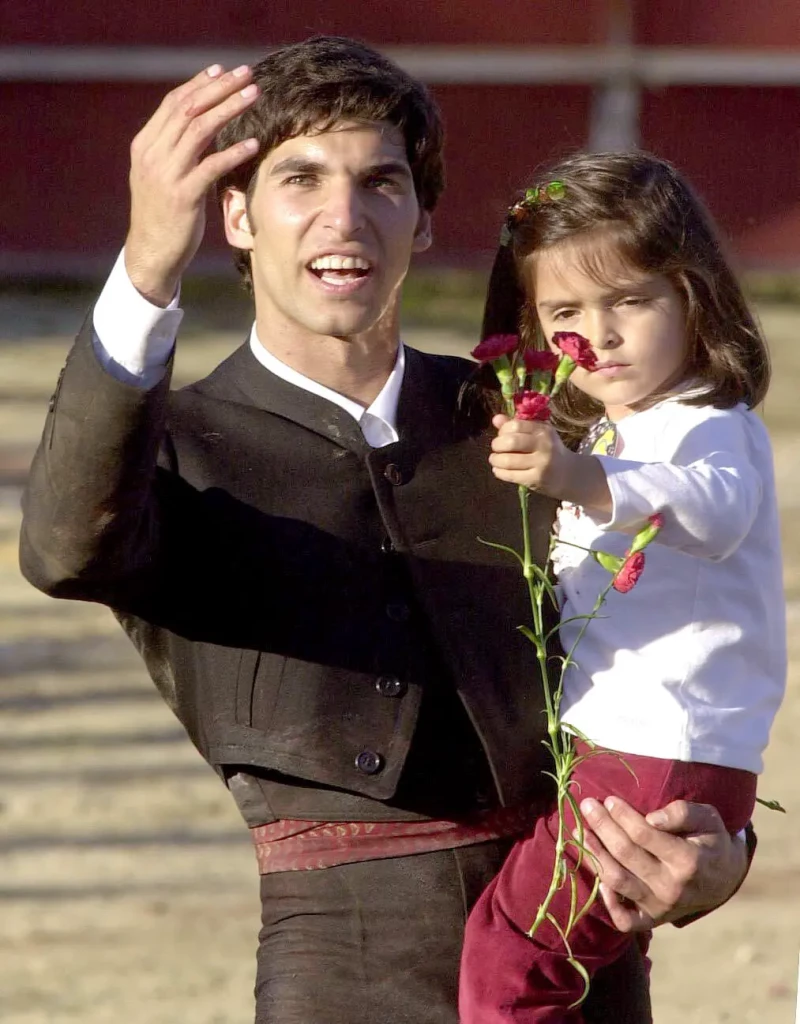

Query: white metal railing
[1,45,800,86]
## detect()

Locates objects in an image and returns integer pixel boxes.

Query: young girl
[458,152,786,1022]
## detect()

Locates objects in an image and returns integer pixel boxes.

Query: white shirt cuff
[92,249,183,388]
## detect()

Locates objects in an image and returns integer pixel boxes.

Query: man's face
[224,120,431,345]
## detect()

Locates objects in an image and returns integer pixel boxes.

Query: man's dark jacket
[19,323,560,825]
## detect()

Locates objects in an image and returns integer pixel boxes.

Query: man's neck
[253,318,400,408]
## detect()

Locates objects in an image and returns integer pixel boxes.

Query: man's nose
[321,182,366,235]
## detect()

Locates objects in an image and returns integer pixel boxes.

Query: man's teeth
[309,255,371,271]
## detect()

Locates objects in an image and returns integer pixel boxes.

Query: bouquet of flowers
[471,331,664,1000]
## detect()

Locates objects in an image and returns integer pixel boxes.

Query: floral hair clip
[500,179,566,245]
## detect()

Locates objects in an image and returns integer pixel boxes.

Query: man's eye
[284,174,316,186]
[366,175,398,190]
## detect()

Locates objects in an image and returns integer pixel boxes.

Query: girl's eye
[619,296,648,307]
[552,308,578,321]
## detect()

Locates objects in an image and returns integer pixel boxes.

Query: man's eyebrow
[365,161,413,178]
[267,158,413,179]
[268,157,325,176]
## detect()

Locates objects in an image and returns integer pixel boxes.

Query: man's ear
[222,189,254,250]
[412,210,433,254]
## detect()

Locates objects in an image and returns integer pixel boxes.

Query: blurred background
[1,2,799,1022]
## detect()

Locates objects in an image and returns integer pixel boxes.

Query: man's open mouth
[308,254,373,288]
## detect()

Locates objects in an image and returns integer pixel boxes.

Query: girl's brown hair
[481,151,769,447]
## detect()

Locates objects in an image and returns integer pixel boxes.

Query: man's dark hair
[216,36,445,288]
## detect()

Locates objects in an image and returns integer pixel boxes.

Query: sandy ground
[1,308,798,1023]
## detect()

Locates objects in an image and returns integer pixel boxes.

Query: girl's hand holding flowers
[490,413,612,514]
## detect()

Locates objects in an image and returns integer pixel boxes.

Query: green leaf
[628,518,663,555]
[592,549,625,575]
[476,537,524,567]
[566,958,591,1008]
[545,614,595,642]
[562,724,596,746]
[545,912,567,943]
[516,625,543,654]
[756,796,787,813]
[572,875,601,931]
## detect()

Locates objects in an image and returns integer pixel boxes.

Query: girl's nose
[588,312,622,350]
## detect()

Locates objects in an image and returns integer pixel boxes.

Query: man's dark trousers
[255,840,650,1023]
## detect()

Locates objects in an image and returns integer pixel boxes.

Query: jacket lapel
[193,341,370,454]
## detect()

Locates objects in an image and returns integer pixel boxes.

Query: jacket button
[384,463,404,486]
[386,601,411,623]
[355,749,384,775]
[375,675,406,698]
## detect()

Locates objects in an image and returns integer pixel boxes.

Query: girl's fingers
[491,432,548,454]
[490,451,542,469]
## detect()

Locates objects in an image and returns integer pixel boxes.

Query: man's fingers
[583,796,683,865]
[162,78,259,170]
[577,819,656,904]
[645,799,726,837]
[138,63,229,141]
[187,137,260,195]
[136,65,256,160]
[173,83,259,175]
[598,883,654,933]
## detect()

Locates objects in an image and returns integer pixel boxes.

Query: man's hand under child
[578,797,749,932]
[489,414,612,514]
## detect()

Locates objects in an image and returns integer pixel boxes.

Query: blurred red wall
[4,1,800,273]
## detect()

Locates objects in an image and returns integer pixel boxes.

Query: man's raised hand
[125,64,260,306]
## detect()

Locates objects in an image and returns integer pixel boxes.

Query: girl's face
[530,232,689,421]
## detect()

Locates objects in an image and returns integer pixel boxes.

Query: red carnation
[523,349,560,373]
[471,334,520,363]
[649,513,665,529]
[514,391,551,422]
[612,551,646,593]
[552,332,598,371]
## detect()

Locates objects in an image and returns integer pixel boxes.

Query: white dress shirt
[92,250,403,447]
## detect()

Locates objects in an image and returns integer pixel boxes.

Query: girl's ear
[412,210,433,253]
[222,189,254,250]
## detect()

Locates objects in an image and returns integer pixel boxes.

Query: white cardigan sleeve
[593,408,764,561]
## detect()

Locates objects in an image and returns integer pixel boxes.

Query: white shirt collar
[248,326,404,448]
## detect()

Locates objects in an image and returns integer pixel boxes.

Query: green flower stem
[524,560,619,1006]
[495,366,618,999]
